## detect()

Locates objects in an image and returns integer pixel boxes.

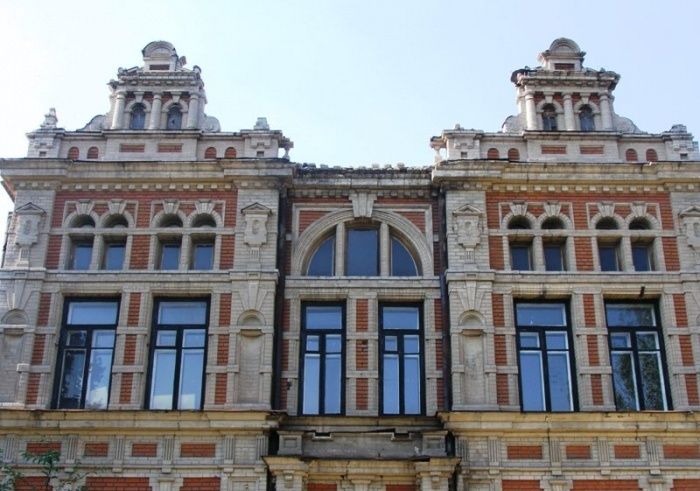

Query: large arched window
[579,105,595,131]
[542,104,557,131]
[166,106,183,130]
[130,104,146,130]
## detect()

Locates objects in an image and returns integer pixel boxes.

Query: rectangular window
[380,304,423,415]
[103,241,126,270]
[632,243,653,272]
[148,299,208,410]
[191,241,214,270]
[70,240,93,270]
[300,304,344,415]
[544,242,565,271]
[516,302,575,412]
[598,241,621,271]
[510,242,532,271]
[54,299,119,409]
[605,303,669,411]
[346,228,378,276]
[159,240,181,270]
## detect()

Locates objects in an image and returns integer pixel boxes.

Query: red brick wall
[181,477,221,491]
[131,443,157,457]
[496,373,509,405]
[686,374,699,405]
[308,484,337,491]
[127,292,141,326]
[215,373,227,405]
[674,294,689,327]
[507,444,543,459]
[119,373,133,404]
[85,477,151,491]
[26,442,60,454]
[502,481,541,491]
[84,442,109,457]
[664,444,700,459]
[15,477,48,491]
[219,293,231,327]
[674,479,700,490]
[566,444,591,459]
[614,444,640,459]
[492,293,505,327]
[356,340,368,369]
[583,294,596,326]
[217,334,229,365]
[572,481,639,490]
[356,299,368,331]
[356,378,368,410]
[591,374,604,406]
[25,373,41,405]
[180,443,216,458]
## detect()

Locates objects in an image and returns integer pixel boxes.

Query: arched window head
[224,147,237,158]
[191,214,217,228]
[158,214,183,228]
[508,216,531,230]
[104,215,128,228]
[87,147,99,159]
[166,106,182,130]
[542,104,557,131]
[629,217,651,230]
[487,148,500,159]
[130,104,146,130]
[71,215,95,228]
[541,216,565,230]
[307,236,335,276]
[579,105,595,132]
[625,149,638,162]
[204,147,217,159]
[391,237,418,276]
[68,147,80,160]
[596,217,618,230]
[646,149,658,162]
[507,148,520,161]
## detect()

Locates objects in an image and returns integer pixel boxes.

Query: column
[524,92,537,130]
[599,94,613,130]
[533,236,544,271]
[149,94,163,130]
[380,222,390,276]
[335,222,345,276]
[563,94,575,130]
[621,236,633,272]
[186,94,200,129]
[111,92,126,129]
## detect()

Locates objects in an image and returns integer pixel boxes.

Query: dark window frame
[146,298,210,410]
[129,103,146,130]
[605,301,672,411]
[515,300,578,412]
[298,302,346,415]
[379,302,425,416]
[158,237,182,270]
[598,239,621,272]
[510,240,533,271]
[70,238,94,270]
[543,240,566,271]
[631,241,654,272]
[190,237,215,270]
[102,239,126,270]
[52,297,120,409]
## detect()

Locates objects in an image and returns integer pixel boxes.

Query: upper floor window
[605,303,670,411]
[542,104,558,131]
[129,104,146,130]
[347,228,378,276]
[101,214,129,271]
[579,105,595,131]
[516,302,575,412]
[69,215,96,270]
[380,304,423,415]
[148,300,208,410]
[300,304,344,415]
[166,106,183,130]
[54,299,119,409]
[508,216,533,271]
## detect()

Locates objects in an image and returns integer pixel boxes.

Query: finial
[254,117,270,131]
[40,108,58,130]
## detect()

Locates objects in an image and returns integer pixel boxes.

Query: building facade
[0,38,699,491]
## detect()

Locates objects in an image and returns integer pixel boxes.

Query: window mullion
[172,327,183,410]
[319,332,326,414]
[398,333,405,415]
[80,328,92,409]
[540,329,551,411]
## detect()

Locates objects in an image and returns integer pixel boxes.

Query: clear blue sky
[1,0,699,234]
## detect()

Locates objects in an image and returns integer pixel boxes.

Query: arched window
[204,147,217,159]
[596,216,621,271]
[71,215,95,228]
[68,147,80,160]
[579,105,595,131]
[157,214,183,270]
[646,149,658,162]
[596,217,619,230]
[307,236,335,276]
[391,237,417,276]
[191,214,217,228]
[508,148,520,161]
[166,106,182,130]
[541,217,564,229]
[508,216,531,230]
[68,215,95,270]
[87,147,99,159]
[130,104,146,130]
[487,148,500,159]
[104,214,128,228]
[542,104,557,131]
[102,215,128,270]
[191,215,216,270]
[224,147,237,158]
[625,149,638,162]
[158,214,183,228]
[629,217,651,230]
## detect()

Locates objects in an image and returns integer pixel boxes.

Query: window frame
[510,240,533,271]
[102,239,126,270]
[515,300,578,412]
[631,241,654,272]
[345,226,380,276]
[70,239,94,270]
[605,301,672,411]
[379,303,425,416]
[598,239,621,272]
[543,240,566,272]
[158,238,182,270]
[146,298,210,410]
[298,302,346,415]
[52,298,120,409]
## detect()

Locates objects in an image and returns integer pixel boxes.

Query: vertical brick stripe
[282,339,290,370]
[127,292,141,326]
[489,236,504,270]
[356,298,368,331]
[591,374,604,405]
[356,340,368,369]
[495,335,507,365]
[662,237,680,271]
[219,236,235,270]
[30,334,45,365]
[587,336,599,365]
[436,377,445,411]
[282,299,290,331]
[434,299,443,332]
[356,378,368,410]
[25,373,40,405]
[217,334,229,365]
[583,294,596,326]
[679,336,694,365]
[215,373,227,405]
[685,374,699,405]
[219,293,231,327]
[435,338,444,371]
[674,293,688,327]
[45,235,62,269]
[123,335,136,364]
[36,292,52,326]
[496,373,509,405]
[575,237,594,271]
[492,293,505,327]
[129,236,150,269]
[119,373,133,404]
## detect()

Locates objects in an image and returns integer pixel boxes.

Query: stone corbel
[349,191,376,219]
[241,203,272,261]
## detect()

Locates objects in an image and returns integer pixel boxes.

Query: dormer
[142,41,183,72]
[538,38,585,71]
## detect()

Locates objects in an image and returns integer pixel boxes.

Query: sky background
[0,0,699,238]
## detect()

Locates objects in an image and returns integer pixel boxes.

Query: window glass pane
[150,350,176,409]
[178,349,204,409]
[404,335,420,354]
[158,301,207,325]
[346,229,378,276]
[383,354,399,414]
[307,236,334,276]
[104,243,125,270]
[66,330,88,347]
[510,244,531,270]
[324,353,341,414]
[544,244,564,271]
[305,306,342,329]
[183,329,206,348]
[610,333,631,349]
[545,332,567,350]
[606,304,655,327]
[85,348,113,409]
[166,107,182,129]
[639,352,665,410]
[637,332,659,350]
[326,334,341,353]
[68,302,119,325]
[160,243,181,270]
[516,304,566,327]
[384,336,398,352]
[547,352,572,411]
[611,352,638,410]
[72,243,93,270]
[303,354,320,414]
[632,245,651,271]
[382,306,419,330]
[519,332,539,348]
[520,351,545,411]
[599,245,619,271]
[404,354,421,414]
[157,330,177,346]
[391,237,417,276]
[193,243,214,270]
[306,335,319,352]
[59,350,85,408]
[92,330,115,348]
[130,105,146,129]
